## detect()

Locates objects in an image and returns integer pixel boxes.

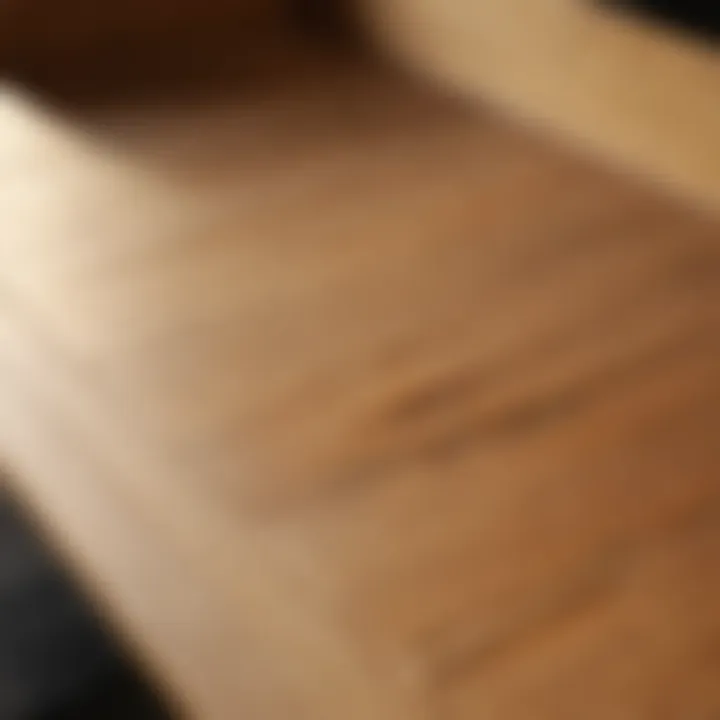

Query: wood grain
[360,0,720,209]
[3,39,720,719]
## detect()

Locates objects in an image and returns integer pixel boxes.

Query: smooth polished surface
[3,43,720,719]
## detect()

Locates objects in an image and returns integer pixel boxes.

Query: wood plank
[3,41,720,718]
[360,0,720,208]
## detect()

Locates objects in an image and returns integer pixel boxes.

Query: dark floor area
[0,491,171,720]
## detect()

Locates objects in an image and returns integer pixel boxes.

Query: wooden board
[360,0,720,208]
[3,40,720,719]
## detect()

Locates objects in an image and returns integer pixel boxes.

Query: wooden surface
[3,39,720,719]
[361,0,720,208]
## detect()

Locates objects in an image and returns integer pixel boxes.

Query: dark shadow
[1,1,361,107]
[604,1,720,40]
[0,490,173,720]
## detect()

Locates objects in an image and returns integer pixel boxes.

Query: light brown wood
[360,0,720,209]
[3,37,720,719]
